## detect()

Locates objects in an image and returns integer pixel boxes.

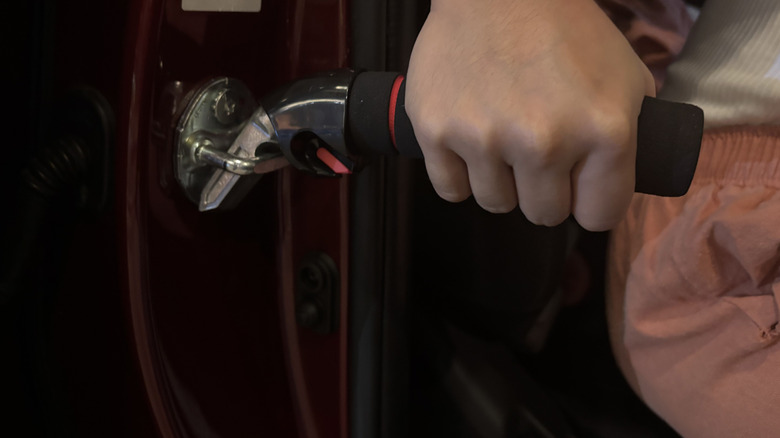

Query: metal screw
[213,89,240,125]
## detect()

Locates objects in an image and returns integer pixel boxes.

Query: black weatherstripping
[348,1,426,437]
[348,71,399,157]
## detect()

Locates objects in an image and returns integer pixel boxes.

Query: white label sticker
[182,0,261,12]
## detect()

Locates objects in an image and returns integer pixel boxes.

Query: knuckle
[640,63,658,97]
[446,118,495,154]
[477,198,517,214]
[477,139,502,157]
[529,140,561,169]
[413,118,443,150]
[573,184,633,231]
[513,123,560,168]
[544,212,570,227]
[521,205,570,228]
[588,107,633,154]
[528,212,569,228]
[435,186,470,203]
[574,214,617,232]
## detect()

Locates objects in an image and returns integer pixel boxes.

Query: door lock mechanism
[175,77,261,209]
[174,71,359,212]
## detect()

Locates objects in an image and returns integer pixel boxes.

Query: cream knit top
[659,0,780,128]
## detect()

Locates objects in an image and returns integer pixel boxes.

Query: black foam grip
[348,72,400,156]
[634,97,703,196]
[348,72,704,197]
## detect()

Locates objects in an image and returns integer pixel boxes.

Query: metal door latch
[175,77,280,210]
[174,71,359,212]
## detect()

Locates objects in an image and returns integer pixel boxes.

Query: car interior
[2,0,694,436]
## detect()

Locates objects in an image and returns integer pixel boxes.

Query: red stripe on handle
[388,75,405,150]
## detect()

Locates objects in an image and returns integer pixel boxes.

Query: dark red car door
[5,0,419,436]
[118,1,373,436]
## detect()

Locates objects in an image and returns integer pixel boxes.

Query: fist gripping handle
[347,71,704,197]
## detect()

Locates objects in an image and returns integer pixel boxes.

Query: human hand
[405,0,656,231]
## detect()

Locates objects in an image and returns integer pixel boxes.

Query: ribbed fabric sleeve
[659,0,780,128]
[692,125,780,186]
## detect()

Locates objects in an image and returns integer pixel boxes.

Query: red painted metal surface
[28,1,159,436]
[117,0,350,436]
